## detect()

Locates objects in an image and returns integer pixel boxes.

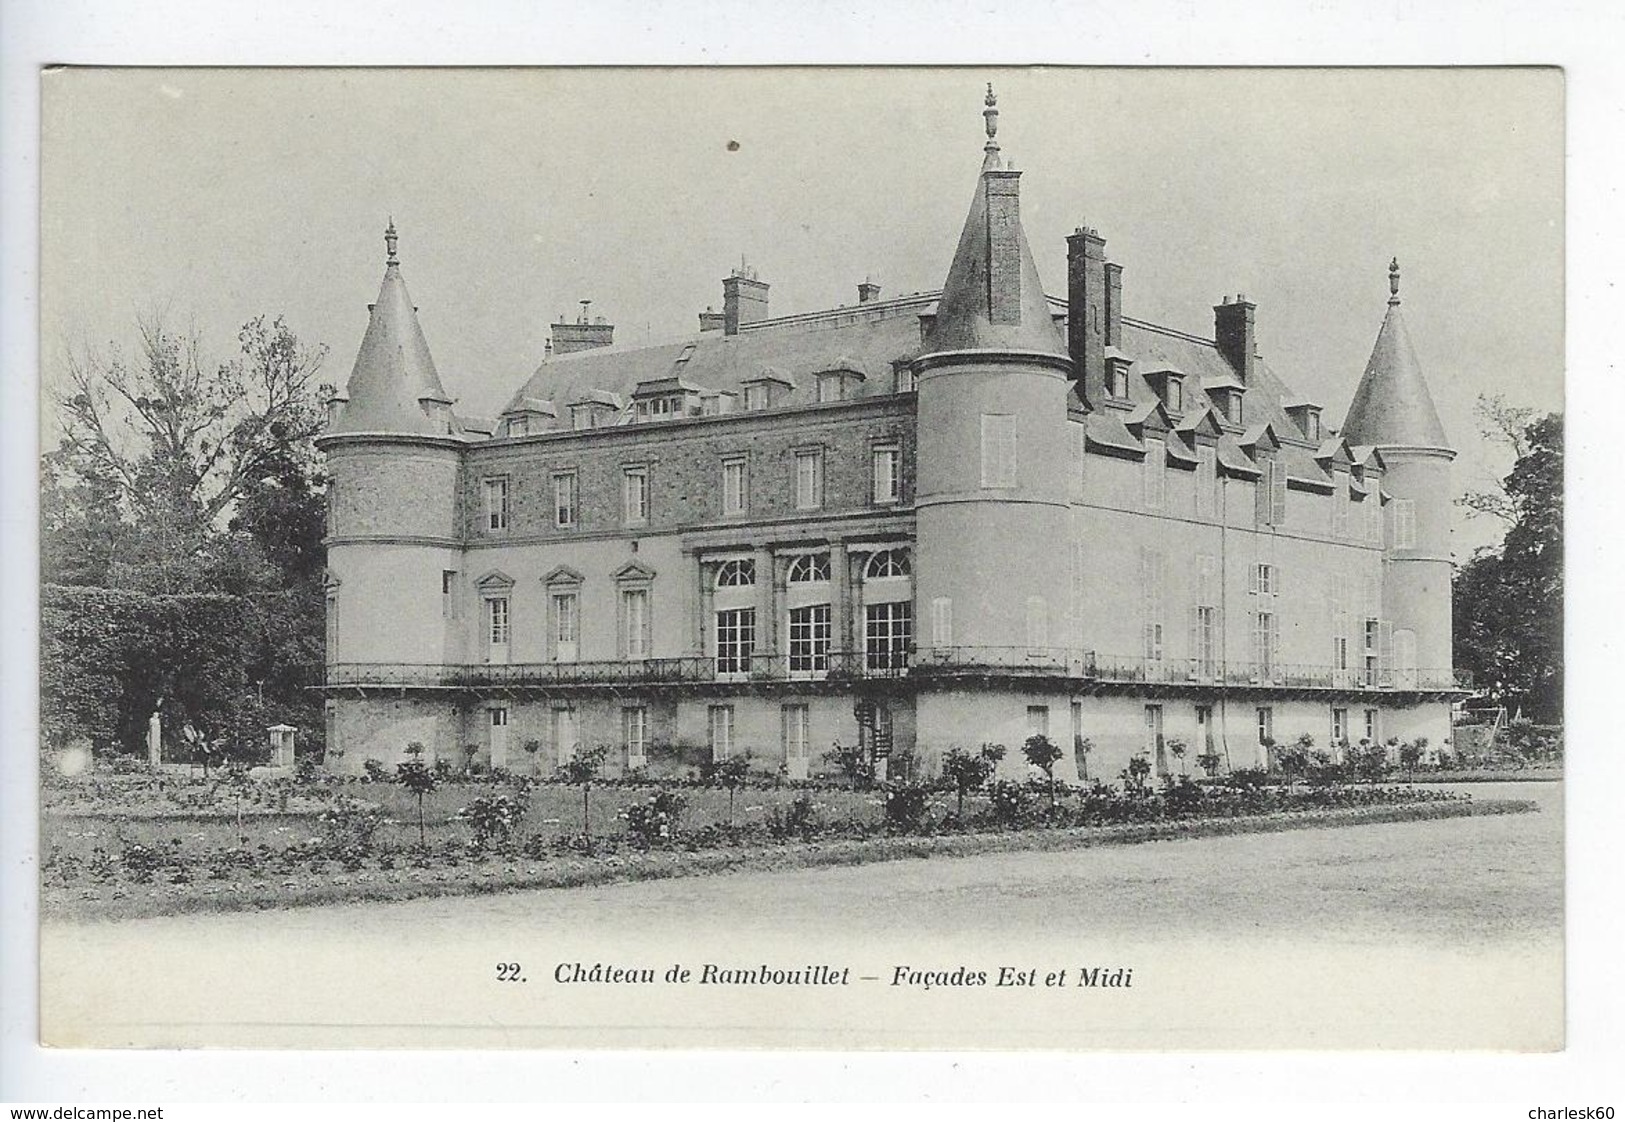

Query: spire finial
[385,217,399,267]
[1388,256,1400,305]
[983,82,1000,152]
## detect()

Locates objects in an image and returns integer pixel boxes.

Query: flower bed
[39,771,1537,922]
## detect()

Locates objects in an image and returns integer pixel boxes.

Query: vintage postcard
[35,66,1564,1051]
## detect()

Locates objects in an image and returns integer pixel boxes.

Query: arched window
[865,549,910,579]
[788,553,831,583]
[716,559,755,588]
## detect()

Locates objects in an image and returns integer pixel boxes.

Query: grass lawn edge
[44,796,1539,924]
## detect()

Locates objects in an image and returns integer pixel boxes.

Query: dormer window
[744,384,768,411]
[816,373,846,403]
[571,405,598,430]
[1286,402,1323,441]
[506,416,529,438]
[816,357,866,403]
[1106,362,1131,400]
[893,363,917,394]
[1211,388,1243,425]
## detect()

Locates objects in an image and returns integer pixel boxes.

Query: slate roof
[1341,298,1450,449]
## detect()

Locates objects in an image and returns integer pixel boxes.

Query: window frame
[552,470,578,529]
[621,465,650,526]
[721,455,748,517]
[483,476,511,532]
[871,442,902,505]
[794,448,825,511]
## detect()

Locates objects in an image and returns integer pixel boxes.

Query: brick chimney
[722,265,770,335]
[858,279,882,304]
[698,305,726,332]
[1067,226,1108,402]
[1213,295,1257,383]
[550,300,615,355]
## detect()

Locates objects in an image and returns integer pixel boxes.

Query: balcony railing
[324,652,1469,692]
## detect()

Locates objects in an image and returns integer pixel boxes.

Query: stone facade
[316,92,1461,784]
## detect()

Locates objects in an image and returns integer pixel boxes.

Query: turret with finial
[1388,256,1401,306]
[385,217,399,268]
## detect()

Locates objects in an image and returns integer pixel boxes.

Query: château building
[316,88,1464,783]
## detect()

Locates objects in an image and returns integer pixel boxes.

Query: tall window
[872,443,901,504]
[1363,708,1379,744]
[931,597,953,647]
[622,466,649,525]
[708,705,735,760]
[621,588,650,661]
[1254,563,1277,597]
[487,597,510,648]
[721,456,747,516]
[1256,706,1273,745]
[325,593,338,657]
[552,706,579,767]
[623,707,648,765]
[1195,445,1216,520]
[1393,628,1417,687]
[782,705,810,773]
[715,608,755,676]
[1146,704,1166,776]
[864,602,912,671]
[550,590,579,663]
[1363,617,1383,686]
[1331,707,1349,748]
[483,477,510,532]
[1393,498,1417,548]
[795,449,824,510]
[1140,547,1166,669]
[1191,553,1218,681]
[980,414,1016,488]
[553,472,577,529]
[1252,610,1277,678]
[1142,438,1166,511]
[788,604,831,676]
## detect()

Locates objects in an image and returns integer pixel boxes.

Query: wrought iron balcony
[323,651,1469,693]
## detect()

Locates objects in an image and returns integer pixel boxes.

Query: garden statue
[147,701,163,766]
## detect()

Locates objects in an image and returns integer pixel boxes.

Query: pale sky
[40,67,1562,555]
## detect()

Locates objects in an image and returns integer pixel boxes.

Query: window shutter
[1187,605,1200,681]
[1248,561,1259,596]
[1379,619,1394,684]
[1246,610,1259,682]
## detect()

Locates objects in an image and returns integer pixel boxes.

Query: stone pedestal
[267,724,297,768]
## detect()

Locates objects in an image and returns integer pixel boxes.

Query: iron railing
[324,652,1469,692]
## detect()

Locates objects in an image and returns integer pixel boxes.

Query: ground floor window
[1255,705,1273,746]
[788,604,831,675]
[715,608,755,676]
[1364,708,1379,745]
[1332,707,1349,750]
[864,601,912,671]
[782,704,809,777]
[552,705,578,767]
[488,706,508,769]
[708,704,735,760]
[623,706,647,766]
[1195,704,1215,755]
[1146,704,1166,776]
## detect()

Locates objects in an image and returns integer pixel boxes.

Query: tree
[942,744,1004,819]
[395,743,439,847]
[560,745,610,844]
[709,753,752,825]
[1022,734,1064,808]
[1399,741,1424,782]
[1453,407,1562,721]
[1167,736,1188,777]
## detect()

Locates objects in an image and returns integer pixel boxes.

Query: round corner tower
[911,88,1075,773]
[316,221,468,769]
[1341,259,1456,745]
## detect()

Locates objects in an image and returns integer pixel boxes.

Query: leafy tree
[1022,734,1064,807]
[560,745,610,844]
[1399,741,1424,782]
[1454,402,1562,721]
[395,743,439,846]
[942,744,1004,818]
[709,753,752,825]
[1166,736,1188,776]
[1123,754,1152,795]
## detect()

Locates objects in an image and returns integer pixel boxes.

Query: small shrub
[882,783,932,834]
[455,794,525,848]
[768,794,821,840]
[1195,752,1223,778]
[986,779,1031,828]
[1122,754,1153,795]
[1224,767,1270,792]
[1162,775,1205,815]
[624,789,686,847]
[361,758,390,783]
[317,796,384,852]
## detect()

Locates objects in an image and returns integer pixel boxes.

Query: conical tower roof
[1341,258,1449,449]
[921,86,1066,358]
[330,220,459,436]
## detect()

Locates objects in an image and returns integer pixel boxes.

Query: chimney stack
[1066,226,1108,403]
[1213,295,1256,384]
[722,263,770,335]
[858,279,882,305]
[550,299,615,354]
[698,305,726,332]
